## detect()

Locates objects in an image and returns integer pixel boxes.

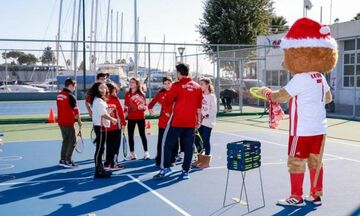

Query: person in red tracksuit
[56,78,82,168]
[105,82,127,170]
[124,77,149,160]
[153,63,203,180]
[148,77,179,167]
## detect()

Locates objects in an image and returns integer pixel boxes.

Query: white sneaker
[144,151,151,160]
[304,195,322,205]
[277,197,305,207]
[124,152,137,161]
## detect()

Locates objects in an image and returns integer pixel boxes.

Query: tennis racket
[249,86,268,100]
[90,128,96,145]
[75,128,85,153]
[194,129,204,154]
[122,129,128,158]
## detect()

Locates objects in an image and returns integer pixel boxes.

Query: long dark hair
[90,82,108,105]
[128,77,145,97]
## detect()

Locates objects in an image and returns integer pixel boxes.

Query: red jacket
[148,89,173,129]
[56,89,79,126]
[107,95,127,131]
[124,92,146,120]
[165,77,203,128]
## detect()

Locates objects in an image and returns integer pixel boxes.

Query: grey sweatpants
[60,126,76,161]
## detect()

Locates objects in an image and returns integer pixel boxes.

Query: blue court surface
[0,131,359,216]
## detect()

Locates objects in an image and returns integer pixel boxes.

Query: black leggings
[221,97,232,110]
[127,119,148,152]
[156,127,179,166]
[105,129,121,166]
[94,126,106,168]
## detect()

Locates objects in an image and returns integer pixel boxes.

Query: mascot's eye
[319,26,330,35]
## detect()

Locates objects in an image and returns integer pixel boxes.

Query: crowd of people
[56,63,217,179]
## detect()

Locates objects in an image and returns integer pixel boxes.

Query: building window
[343,39,360,87]
[344,39,356,51]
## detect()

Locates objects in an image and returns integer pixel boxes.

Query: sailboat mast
[70,0,77,71]
[74,0,82,92]
[116,11,119,62]
[162,34,165,73]
[120,12,123,60]
[89,0,95,73]
[93,0,99,73]
[82,0,87,92]
[111,9,114,63]
[105,0,111,62]
[56,0,63,77]
[134,0,138,77]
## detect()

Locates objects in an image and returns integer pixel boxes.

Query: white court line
[218,131,360,163]
[127,174,191,216]
[237,128,360,148]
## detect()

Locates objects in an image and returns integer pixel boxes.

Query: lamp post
[177,47,185,62]
[303,0,313,17]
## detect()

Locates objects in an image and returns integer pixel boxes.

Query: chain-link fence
[0,38,359,119]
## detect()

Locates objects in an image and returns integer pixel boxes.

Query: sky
[0,0,359,71]
[0,0,358,42]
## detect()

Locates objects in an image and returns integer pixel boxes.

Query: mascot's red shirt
[56,89,79,126]
[124,92,146,120]
[164,77,203,128]
[148,90,173,129]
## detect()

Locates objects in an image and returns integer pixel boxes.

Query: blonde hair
[200,77,214,93]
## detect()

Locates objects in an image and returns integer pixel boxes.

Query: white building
[257,19,360,107]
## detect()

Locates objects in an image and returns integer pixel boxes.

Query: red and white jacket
[124,91,147,120]
[107,95,127,131]
[56,89,79,126]
[164,77,203,128]
[148,89,173,129]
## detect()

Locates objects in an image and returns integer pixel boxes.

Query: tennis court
[0,116,359,216]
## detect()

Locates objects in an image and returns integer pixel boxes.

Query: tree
[198,0,274,48]
[2,51,38,65]
[2,50,23,64]
[41,46,55,65]
[17,53,38,65]
[354,12,360,20]
[115,59,127,64]
[270,15,289,34]
[198,0,274,78]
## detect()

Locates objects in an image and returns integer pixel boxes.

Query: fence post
[216,45,221,112]
[239,59,243,113]
[148,43,152,99]
[353,38,358,118]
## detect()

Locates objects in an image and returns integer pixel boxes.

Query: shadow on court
[0,157,195,216]
[272,203,319,216]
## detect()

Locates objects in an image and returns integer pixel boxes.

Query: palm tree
[270,15,289,34]
[354,12,360,20]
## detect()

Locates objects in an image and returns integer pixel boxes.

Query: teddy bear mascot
[260,17,338,206]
